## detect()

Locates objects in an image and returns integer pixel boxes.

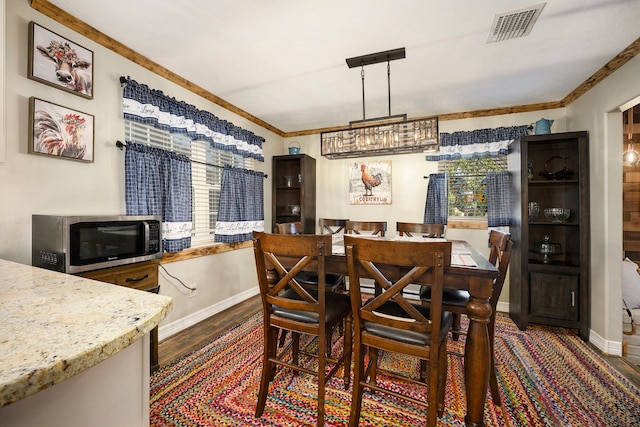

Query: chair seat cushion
[295,271,345,287]
[273,288,351,324]
[420,285,470,308]
[363,300,453,346]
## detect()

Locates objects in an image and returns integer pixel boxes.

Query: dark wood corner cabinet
[76,260,161,371]
[508,131,590,340]
[272,154,316,233]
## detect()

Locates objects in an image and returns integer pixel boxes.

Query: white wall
[566,54,640,352]
[0,1,280,329]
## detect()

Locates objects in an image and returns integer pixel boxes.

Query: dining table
[271,235,499,427]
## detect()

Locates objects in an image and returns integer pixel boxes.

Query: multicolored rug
[150,313,640,426]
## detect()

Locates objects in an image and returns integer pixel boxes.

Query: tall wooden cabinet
[272,154,316,233]
[508,131,590,340]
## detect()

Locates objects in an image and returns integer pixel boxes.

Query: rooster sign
[349,160,392,205]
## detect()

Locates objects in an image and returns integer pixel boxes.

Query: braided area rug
[150,313,640,426]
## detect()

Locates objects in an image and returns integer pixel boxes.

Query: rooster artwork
[30,98,94,162]
[349,160,392,205]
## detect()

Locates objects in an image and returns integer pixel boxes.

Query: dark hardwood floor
[158,296,640,389]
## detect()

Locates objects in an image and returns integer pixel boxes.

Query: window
[125,120,254,246]
[439,156,506,218]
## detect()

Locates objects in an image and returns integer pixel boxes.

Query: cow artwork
[28,22,93,99]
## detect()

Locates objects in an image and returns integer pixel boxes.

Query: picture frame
[28,21,94,99]
[29,97,95,163]
[349,160,392,205]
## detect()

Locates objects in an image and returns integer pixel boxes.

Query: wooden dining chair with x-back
[396,222,445,238]
[275,221,344,293]
[345,235,453,427]
[419,229,513,406]
[252,231,352,427]
[345,220,387,237]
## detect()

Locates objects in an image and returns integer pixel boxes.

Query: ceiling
[42,0,640,135]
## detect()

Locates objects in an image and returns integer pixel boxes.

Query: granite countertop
[0,259,173,408]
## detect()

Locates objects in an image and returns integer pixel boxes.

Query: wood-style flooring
[158,295,640,389]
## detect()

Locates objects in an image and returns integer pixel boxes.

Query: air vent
[487,3,546,43]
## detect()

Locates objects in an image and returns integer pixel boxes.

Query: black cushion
[420,285,470,308]
[272,288,351,324]
[294,271,345,287]
[362,300,453,346]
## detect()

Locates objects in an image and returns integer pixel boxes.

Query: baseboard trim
[158,286,260,341]
[590,329,623,356]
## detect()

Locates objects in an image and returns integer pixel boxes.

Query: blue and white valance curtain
[424,173,448,224]
[122,77,265,161]
[125,143,192,252]
[215,166,265,243]
[424,125,529,226]
[425,126,529,161]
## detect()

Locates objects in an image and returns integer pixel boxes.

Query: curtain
[425,125,529,161]
[214,166,265,243]
[125,142,192,252]
[122,77,264,162]
[424,173,448,224]
[486,171,510,227]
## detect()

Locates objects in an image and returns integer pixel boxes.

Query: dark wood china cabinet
[272,154,316,233]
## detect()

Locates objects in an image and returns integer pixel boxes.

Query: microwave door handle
[143,221,150,254]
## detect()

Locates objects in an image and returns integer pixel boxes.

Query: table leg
[464,276,492,427]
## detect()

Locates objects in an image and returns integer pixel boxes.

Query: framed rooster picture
[349,160,392,205]
[28,97,94,162]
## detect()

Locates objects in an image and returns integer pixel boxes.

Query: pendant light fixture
[320,48,438,159]
[623,106,638,167]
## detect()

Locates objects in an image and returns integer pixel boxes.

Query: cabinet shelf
[509,131,590,341]
[272,154,316,233]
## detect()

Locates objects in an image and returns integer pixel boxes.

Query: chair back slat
[253,232,331,314]
[345,220,387,236]
[345,236,451,335]
[487,230,513,310]
[319,218,349,234]
[396,221,445,238]
[275,221,303,235]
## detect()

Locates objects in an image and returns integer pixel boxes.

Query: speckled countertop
[0,259,173,408]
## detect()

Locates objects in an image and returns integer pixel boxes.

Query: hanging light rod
[345,47,406,68]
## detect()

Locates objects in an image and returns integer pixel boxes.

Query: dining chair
[396,221,445,238]
[252,231,352,427]
[344,235,453,427]
[319,218,349,235]
[275,221,302,235]
[419,229,513,406]
[275,221,344,293]
[345,220,387,236]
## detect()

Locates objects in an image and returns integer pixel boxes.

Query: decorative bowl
[544,207,570,223]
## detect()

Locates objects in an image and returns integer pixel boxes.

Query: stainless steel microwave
[32,215,162,273]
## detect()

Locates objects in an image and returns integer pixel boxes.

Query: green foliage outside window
[440,157,505,218]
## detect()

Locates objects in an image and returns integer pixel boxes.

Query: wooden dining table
[271,235,499,427]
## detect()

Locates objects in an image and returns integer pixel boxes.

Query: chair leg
[436,341,448,417]
[488,316,502,406]
[317,330,326,427]
[349,340,365,427]
[451,313,462,341]
[427,346,439,427]
[344,316,353,388]
[292,332,300,373]
[255,326,278,417]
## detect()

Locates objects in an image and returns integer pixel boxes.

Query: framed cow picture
[28,22,93,99]
[28,97,95,162]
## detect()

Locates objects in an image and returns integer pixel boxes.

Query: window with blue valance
[424,125,529,227]
[122,77,265,162]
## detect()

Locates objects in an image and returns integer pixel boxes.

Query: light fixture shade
[623,143,639,167]
[321,116,438,159]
